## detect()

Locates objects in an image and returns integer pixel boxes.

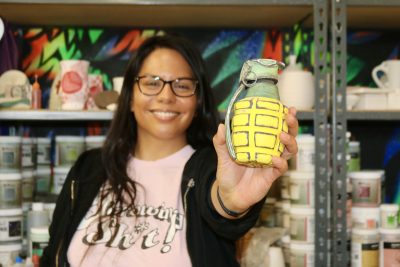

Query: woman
[41,34,298,267]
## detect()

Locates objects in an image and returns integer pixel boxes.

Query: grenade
[225,59,289,167]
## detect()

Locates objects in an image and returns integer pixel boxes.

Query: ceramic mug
[59,60,90,110]
[372,59,400,89]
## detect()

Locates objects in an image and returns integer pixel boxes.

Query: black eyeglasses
[135,75,198,97]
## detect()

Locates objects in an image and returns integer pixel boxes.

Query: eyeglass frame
[135,75,198,97]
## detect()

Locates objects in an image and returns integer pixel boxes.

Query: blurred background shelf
[0,110,114,121]
[346,110,400,120]
[0,0,314,27]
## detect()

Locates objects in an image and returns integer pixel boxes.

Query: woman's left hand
[211,107,299,218]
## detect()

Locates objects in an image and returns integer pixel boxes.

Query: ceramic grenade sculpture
[225,59,289,167]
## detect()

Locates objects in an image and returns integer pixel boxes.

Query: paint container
[351,206,380,229]
[35,167,51,196]
[43,203,56,224]
[292,134,315,172]
[351,228,379,267]
[289,207,314,243]
[280,171,290,200]
[22,202,31,238]
[55,136,85,166]
[26,203,49,250]
[282,200,291,230]
[30,226,49,258]
[289,171,315,207]
[380,228,400,267]
[85,135,106,150]
[347,141,360,172]
[275,201,283,227]
[0,136,21,172]
[52,166,70,195]
[21,170,34,202]
[0,172,22,208]
[349,170,382,207]
[22,137,36,169]
[36,137,51,166]
[0,242,22,267]
[289,243,314,267]
[380,204,399,229]
[0,208,23,242]
[259,198,276,227]
[281,235,291,267]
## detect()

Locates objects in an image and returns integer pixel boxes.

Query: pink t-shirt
[67,145,195,267]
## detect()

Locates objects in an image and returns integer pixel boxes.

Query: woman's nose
[157,83,176,102]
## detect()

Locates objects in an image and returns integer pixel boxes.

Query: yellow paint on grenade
[225,59,289,167]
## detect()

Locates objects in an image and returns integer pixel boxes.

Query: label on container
[290,179,314,206]
[0,146,20,170]
[56,142,84,166]
[290,216,314,242]
[22,144,35,168]
[37,144,51,165]
[290,249,314,267]
[0,217,22,241]
[351,242,379,267]
[0,181,21,208]
[381,241,400,267]
[353,179,380,206]
[22,178,34,202]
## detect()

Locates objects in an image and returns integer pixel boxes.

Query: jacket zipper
[183,178,195,214]
[55,179,76,267]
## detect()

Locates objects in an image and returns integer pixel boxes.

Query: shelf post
[313,0,331,266]
[331,0,348,266]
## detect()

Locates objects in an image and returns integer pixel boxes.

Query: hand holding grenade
[225,59,289,167]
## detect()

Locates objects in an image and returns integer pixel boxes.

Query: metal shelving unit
[331,0,400,266]
[0,0,330,265]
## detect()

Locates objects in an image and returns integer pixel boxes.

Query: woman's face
[131,48,197,146]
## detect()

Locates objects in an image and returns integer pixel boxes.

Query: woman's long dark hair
[100,34,219,218]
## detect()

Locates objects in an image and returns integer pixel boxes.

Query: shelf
[346,0,400,29]
[346,110,400,120]
[0,109,314,122]
[0,110,114,121]
[0,0,314,28]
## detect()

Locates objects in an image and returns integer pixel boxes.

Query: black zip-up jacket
[40,146,265,267]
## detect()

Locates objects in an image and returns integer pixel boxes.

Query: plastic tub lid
[290,207,315,215]
[351,206,380,214]
[290,243,314,250]
[36,137,51,144]
[32,202,44,211]
[296,135,315,145]
[0,208,23,216]
[31,227,49,235]
[85,135,106,142]
[35,167,51,175]
[0,242,22,252]
[21,170,34,178]
[290,171,315,180]
[380,204,399,211]
[349,141,360,147]
[0,136,21,142]
[53,166,71,173]
[379,228,400,235]
[352,228,379,235]
[0,172,22,180]
[348,170,384,180]
[22,137,35,144]
[55,135,85,142]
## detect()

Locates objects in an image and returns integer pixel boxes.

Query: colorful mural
[16,26,313,110]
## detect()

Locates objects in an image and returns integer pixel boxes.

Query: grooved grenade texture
[231,97,288,167]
